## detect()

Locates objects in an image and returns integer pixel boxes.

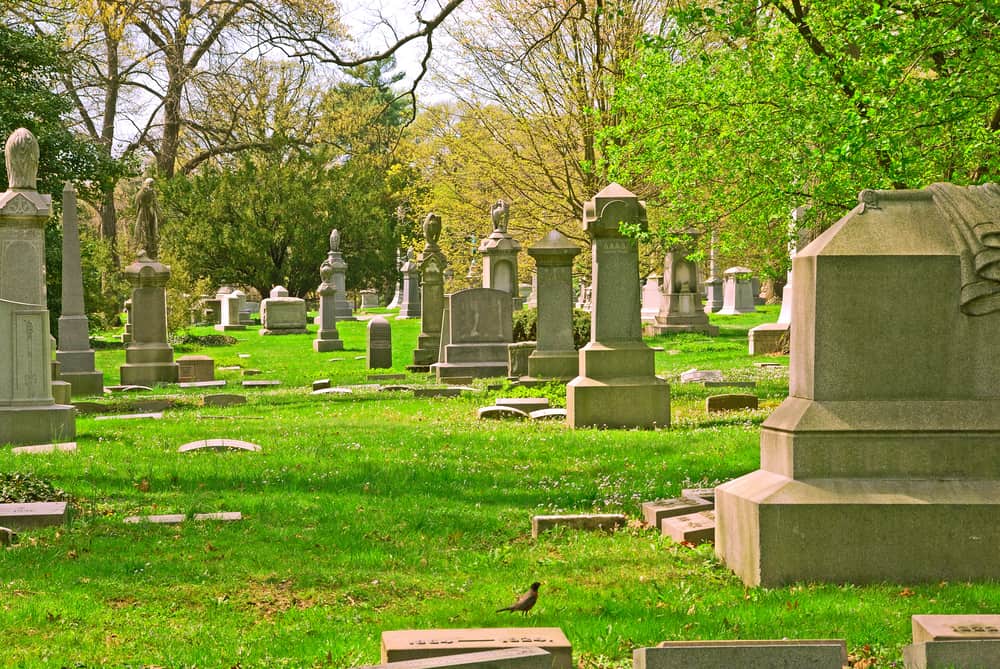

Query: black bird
[496,582,541,614]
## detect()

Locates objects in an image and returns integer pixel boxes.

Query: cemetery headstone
[640,275,661,323]
[325,229,356,321]
[525,230,581,381]
[0,501,68,530]
[477,405,528,420]
[381,628,572,669]
[703,231,724,313]
[410,214,448,370]
[634,640,847,669]
[200,295,221,325]
[121,297,133,343]
[55,182,104,396]
[432,288,513,381]
[566,184,670,429]
[507,341,535,378]
[203,394,247,407]
[360,289,379,309]
[716,183,1000,586]
[0,128,76,445]
[479,198,522,308]
[525,270,537,309]
[367,316,393,369]
[398,248,422,319]
[314,241,345,352]
[260,285,307,335]
[216,287,246,331]
[649,230,718,335]
[716,266,756,315]
[177,355,215,382]
[641,496,714,528]
[660,510,715,545]
[706,394,758,412]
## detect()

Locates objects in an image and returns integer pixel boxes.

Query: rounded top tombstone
[5,128,39,191]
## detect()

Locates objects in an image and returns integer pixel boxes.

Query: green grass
[1,307,997,667]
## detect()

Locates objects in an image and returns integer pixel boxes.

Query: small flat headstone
[381,629,571,669]
[380,385,413,392]
[635,640,847,669]
[0,502,68,530]
[218,365,242,371]
[178,439,261,453]
[0,526,16,546]
[242,369,262,376]
[132,399,172,412]
[238,353,251,359]
[178,380,226,388]
[444,376,475,386]
[368,373,406,381]
[72,401,108,414]
[649,346,665,352]
[681,487,716,503]
[329,358,345,362]
[496,397,550,412]
[354,355,366,360]
[242,380,280,388]
[11,442,77,455]
[312,386,353,395]
[202,393,247,407]
[120,385,153,392]
[706,394,759,412]
[531,514,626,538]
[912,615,1000,643]
[313,379,331,391]
[478,406,529,420]
[679,369,723,383]
[641,496,714,527]
[123,514,185,525]
[354,648,552,669]
[94,412,164,421]
[414,387,462,398]
[703,380,757,389]
[530,408,567,421]
[660,510,715,545]
[753,361,784,368]
[193,511,242,521]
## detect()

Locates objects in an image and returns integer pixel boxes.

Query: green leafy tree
[604,0,1000,277]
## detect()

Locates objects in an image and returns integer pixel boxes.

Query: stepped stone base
[0,404,76,447]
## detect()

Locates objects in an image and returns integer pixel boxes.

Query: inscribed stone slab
[123,514,185,524]
[530,409,567,421]
[531,514,626,538]
[242,380,280,387]
[679,369,723,383]
[11,442,77,455]
[641,497,714,528]
[496,398,550,412]
[94,412,163,421]
[178,380,226,388]
[178,439,261,453]
[913,615,1000,644]
[354,648,551,669]
[903,640,1000,669]
[193,512,242,521]
[202,393,247,407]
[0,502,68,529]
[312,386,353,395]
[381,628,571,669]
[706,394,759,412]
[660,510,715,545]
[478,406,529,420]
[414,388,462,398]
[634,640,847,669]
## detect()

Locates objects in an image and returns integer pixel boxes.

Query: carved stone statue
[330,228,340,253]
[133,178,160,259]
[423,213,442,247]
[491,198,509,233]
[5,128,39,190]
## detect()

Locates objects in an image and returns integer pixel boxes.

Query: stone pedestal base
[434,343,510,381]
[214,323,246,331]
[0,404,75,447]
[527,350,578,381]
[716,472,1000,587]
[120,344,178,385]
[748,322,789,355]
[411,334,440,367]
[567,343,670,428]
[51,381,72,405]
[259,327,308,335]
[313,337,344,352]
[647,319,719,336]
[59,370,105,397]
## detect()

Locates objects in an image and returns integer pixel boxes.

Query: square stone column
[717,183,1000,586]
[0,129,75,445]
[314,260,343,352]
[409,214,448,370]
[566,184,670,429]
[526,230,580,381]
[120,253,178,385]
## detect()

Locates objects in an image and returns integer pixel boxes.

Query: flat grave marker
[0,502,68,530]
[382,628,571,669]
[353,648,551,669]
[642,497,714,528]
[242,380,280,388]
[202,394,247,407]
[94,412,163,421]
[478,406,529,420]
[178,439,261,453]
[706,394,758,412]
[661,510,715,545]
[531,514,626,538]
[634,639,847,669]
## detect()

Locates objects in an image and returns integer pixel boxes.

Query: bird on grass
[496,582,541,614]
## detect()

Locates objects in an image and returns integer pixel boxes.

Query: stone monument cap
[582,183,646,237]
[270,285,290,298]
[527,230,581,259]
[5,127,39,190]
[723,266,754,277]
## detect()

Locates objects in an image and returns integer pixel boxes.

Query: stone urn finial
[329,228,340,253]
[5,128,39,191]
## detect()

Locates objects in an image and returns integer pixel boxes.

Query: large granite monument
[649,229,717,335]
[716,183,1000,586]
[55,182,104,396]
[120,179,178,386]
[566,184,670,429]
[717,266,756,315]
[525,230,580,381]
[479,198,522,307]
[397,248,421,319]
[260,285,307,335]
[432,288,513,381]
[325,229,355,321]
[314,250,344,352]
[409,214,448,371]
[0,129,76,445]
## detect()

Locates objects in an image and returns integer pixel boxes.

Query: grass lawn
[1,305,998,668]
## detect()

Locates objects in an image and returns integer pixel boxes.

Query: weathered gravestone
[0,129,76,445]
[716,266,756,315]
[716,183,1000,586]
[649,229,718,335]
[0,501,68,530]
[381,628,572,669]
[56,182,104,396]
[260,285,307,335]
[314,238,345,352]
[904,615,1000,669]
[398,248,422,319]
[367,316,392,369]
[525,230,581,381]
[634,639,848,669]
[531,514,626,538]
[410,214,449,370]
[354,648,551,669]
[177,355,214,382]
[360,289,379,309]
[479,198,521,308]
[433,288,513,381]
[566,185,670,429]
[325,229,355,321]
